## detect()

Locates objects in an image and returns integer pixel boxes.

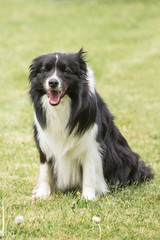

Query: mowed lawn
[0,0,160,239]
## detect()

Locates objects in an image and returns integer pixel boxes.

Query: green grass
[0,0,160,239]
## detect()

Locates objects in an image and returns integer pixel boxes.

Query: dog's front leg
[32,151,52,198]
[82,153,96,200]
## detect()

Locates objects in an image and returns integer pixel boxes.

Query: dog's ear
[76,48,87,72]
[77,48,86,62]
[29,56,43,81]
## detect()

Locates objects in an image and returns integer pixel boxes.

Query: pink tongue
[49,91,61,105]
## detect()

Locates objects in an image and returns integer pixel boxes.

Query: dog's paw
[83,194,96,201]
[32,183,51,199]
[82,188,96,201]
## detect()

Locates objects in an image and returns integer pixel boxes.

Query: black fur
[29,49,154,187]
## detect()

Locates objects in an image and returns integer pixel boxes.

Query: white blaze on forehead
[86,66,95,94]
[45,54,62,90]
[51,54,58,79]
[54,54,58,76]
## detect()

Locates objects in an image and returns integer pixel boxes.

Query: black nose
[48,78,59,88]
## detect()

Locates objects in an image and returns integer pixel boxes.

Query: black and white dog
[29,49,153,200]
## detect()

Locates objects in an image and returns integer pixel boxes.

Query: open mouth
[47,86,68,105]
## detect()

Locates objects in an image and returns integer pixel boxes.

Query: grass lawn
[0,0,160,239]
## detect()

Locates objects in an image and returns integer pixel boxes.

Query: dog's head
[29,49,87,106]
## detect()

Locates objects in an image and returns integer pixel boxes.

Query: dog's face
[29,49,87,106]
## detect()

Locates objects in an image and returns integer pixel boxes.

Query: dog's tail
[130,160,154,183]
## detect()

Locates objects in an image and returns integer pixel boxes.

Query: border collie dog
[29,49,153,200]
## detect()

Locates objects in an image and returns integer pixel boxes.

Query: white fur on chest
[34,95,100,191]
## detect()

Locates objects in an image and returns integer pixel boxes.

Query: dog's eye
[41,68,48,74]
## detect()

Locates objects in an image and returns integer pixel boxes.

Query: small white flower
[14,215,24,224]
[92,216,101,224]
[0,230,5,237]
